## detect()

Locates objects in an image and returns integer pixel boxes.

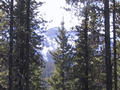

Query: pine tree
[15,0,45,89]
[25,0,30,89]
[3,0,46,89]
[17,0,25,89]
[65,1,91,90]
[48,22,73,90]
[0,2,46,88]
[88,4,106,89]
[73,13,91,90]
[84,3,89,90]
[65,0,107,89]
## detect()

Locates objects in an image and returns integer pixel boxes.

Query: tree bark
[104,0,112,90]
[19,0,25,90]
[9,0,13,90]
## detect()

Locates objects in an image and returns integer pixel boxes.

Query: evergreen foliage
[0,0,46,89]
[48,22,74,90]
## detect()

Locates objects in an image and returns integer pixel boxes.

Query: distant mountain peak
[41,27,59,62]
[41,27,77,62]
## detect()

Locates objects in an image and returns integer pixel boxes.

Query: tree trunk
[9,0,13,90]
[104,0,112,90]
[19,0,25,90]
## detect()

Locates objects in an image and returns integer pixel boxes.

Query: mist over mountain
[41,27,77,62]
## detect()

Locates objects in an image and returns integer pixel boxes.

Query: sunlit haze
[38,0,79,30]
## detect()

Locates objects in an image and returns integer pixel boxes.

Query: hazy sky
[38,0,79,30]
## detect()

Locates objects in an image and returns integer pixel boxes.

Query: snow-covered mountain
[41,27,58,62]
[41,27,77,62]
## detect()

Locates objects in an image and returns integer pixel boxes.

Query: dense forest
[0,0,120,90]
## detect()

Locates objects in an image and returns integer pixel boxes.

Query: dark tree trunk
[113,0,117,90]
[9,0,13,90]
[104,0,112,90]
[19,0,25,90]
[25,0,30,90]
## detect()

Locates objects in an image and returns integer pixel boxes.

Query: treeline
[0,0,120,90]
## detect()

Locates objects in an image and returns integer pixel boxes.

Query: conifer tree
[25,0,30,89]
[2,0,46,89]
[65,0,107,89]
[13,0,46,89]
[73,11,90,90]
[48,22,73,90]
[88,4,106,89]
